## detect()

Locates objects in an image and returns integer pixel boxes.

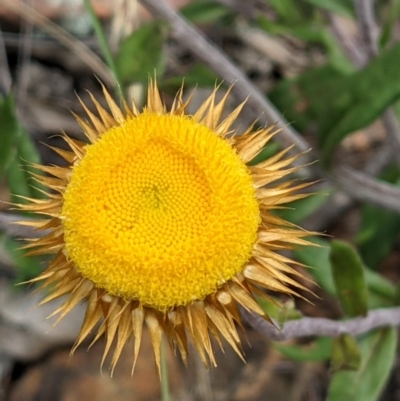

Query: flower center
[62,112,260,310]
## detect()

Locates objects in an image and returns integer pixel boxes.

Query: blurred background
[0,0,400,400]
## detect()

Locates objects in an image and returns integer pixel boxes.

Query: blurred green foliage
[0,93,45,281]
[330,240,369,317]
[114,20,168,85]
[269,42,400,164]
[330,334,361,372]
[328,328,397,401]
[0,94,45,203]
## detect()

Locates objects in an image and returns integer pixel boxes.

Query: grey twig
[244,306,400,340]
[353,0,379,58]
[327,12,366,68]
[304,143,392,231]
[0,212,44,238]
[139,0,400,214]
[363,142,394,175]
[0,27,12,94]
[380,109,400,168]
[330,165,400,213]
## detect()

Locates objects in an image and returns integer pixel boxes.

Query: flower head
[17,80,312,374]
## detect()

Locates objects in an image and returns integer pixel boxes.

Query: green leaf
[317,27,355,72]
[160,63,218,93]
[247,142,280,166]
[331,334,361,373]
[180,0,231,24]
[1,236,44,283]
[269,43,400,164]
[327,328,397,401]
[294,238,395,309]
[394,281,400,305]
[256,15,289,36]
[380,0,400,48]
[269,64,347,134]
[302,0,353,17]
[364,269,396,307]
[293,237,336,295]
[6,154,33,203]
[330,240,368,317]
[275,336,332,362]
[275,191,330,224]
[114,20,167,85]
[357,175,400,269]
[257,297,302,326]
[267,0,303,23]
[0,94,18,179]
[321,43,400,161]
[15,127,46,200]
[358,205,400,268]
[0,92,44,203]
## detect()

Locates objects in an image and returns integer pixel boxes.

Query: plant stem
[160,339,170,401]
[82,0,121,87]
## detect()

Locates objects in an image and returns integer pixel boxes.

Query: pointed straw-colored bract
[16,80,314,375]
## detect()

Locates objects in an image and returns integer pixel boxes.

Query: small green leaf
[293,237,336,295]
[0,92,44,203]
[114,20,167,85]
[0,94,18,179]
[380,0,400,48]
[6,154,33,203]
[275,337,332,362]
[160,63,218,93]
[294,238,395,309]
[7,140,45,204]
[15,127,46,200]
[358,206,400,269]
[357,174,400,269]
[1,236,44,283]
[269,64,347,134]
[393,281,400,305]
[330,240,368,317]
[321,43,400,162]
[180,0,231,24]
[317,27,354,72]
[257,297,302,325]
[267,0,303,23]
[247,142,280,166]
[327,328,397,401]
[364,269,396,308]
[331,334,361,373]
[256,15,288,36]
[302,0,353,17]
[275,191,330,224]
[269,43,400,164]
[256,296,282,321]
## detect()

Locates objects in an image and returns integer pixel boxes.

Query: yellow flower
[17,80,312,374]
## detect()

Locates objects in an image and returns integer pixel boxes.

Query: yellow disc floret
[62,112,259,310]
